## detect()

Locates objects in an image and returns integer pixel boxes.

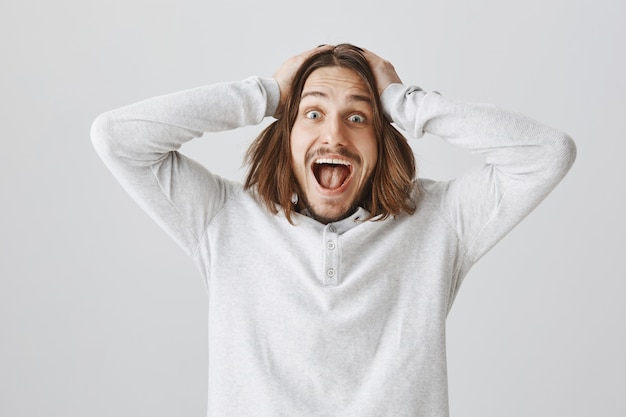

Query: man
[91,44,576,416]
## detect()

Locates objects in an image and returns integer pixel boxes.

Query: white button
[328,225,336,233]
[326,268,336,277]
[327,241,336,250]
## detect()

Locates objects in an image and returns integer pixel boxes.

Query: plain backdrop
[1,0,624,416]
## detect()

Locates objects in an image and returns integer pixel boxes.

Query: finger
[361,49,402,94]
[362,48,384,66]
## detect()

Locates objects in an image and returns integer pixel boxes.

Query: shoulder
[413,178,450,206]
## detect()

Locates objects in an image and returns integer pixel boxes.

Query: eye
[305,110,322,120]
[348,114,366,123]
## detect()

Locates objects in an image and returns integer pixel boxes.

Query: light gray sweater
[91,77,576,417]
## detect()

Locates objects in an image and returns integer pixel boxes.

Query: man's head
[245,44,416,224]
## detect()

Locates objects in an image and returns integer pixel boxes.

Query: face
[290,66,378,224]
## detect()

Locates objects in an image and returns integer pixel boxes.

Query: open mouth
[312,158,353,190]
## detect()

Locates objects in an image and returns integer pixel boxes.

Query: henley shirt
[91,77,576,417]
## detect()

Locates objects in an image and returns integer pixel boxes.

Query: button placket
[322,224,339,286]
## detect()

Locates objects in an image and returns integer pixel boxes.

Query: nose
[321,115,346,147]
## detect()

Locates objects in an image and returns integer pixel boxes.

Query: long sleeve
[381,84,577,265]
[90,77,280,255]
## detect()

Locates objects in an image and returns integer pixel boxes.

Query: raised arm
[90,77,280,255]
[365,49,577,263]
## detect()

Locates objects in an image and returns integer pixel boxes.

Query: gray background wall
[1,0,623,416]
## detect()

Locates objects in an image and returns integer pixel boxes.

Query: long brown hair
[244,44,417,223]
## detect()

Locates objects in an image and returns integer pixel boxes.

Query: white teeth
[314,158,351,166]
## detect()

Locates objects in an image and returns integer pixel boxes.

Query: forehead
[301,66,371,100]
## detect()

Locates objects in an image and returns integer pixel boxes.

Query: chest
[204,205,463,316]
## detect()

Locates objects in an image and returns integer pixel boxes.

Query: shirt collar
[300,207,370,234]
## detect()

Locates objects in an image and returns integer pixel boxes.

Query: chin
[307,202,356,224]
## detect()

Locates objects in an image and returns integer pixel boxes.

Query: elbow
[90,111,123,161]
[541,130,577,180]
[554,131,577,173]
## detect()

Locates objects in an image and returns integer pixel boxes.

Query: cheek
[289,135,307,174]
[290,125,312,161]
[363,135,379,169]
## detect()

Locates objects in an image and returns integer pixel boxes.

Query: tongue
[318,165,349,189]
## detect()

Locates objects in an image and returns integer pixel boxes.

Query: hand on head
[361,48,403,96]
[272,45,333,117]
[272,44,403,117]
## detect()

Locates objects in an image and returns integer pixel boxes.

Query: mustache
[305,147,362,165]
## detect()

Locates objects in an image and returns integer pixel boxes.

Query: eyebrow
[300,90,372,104]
